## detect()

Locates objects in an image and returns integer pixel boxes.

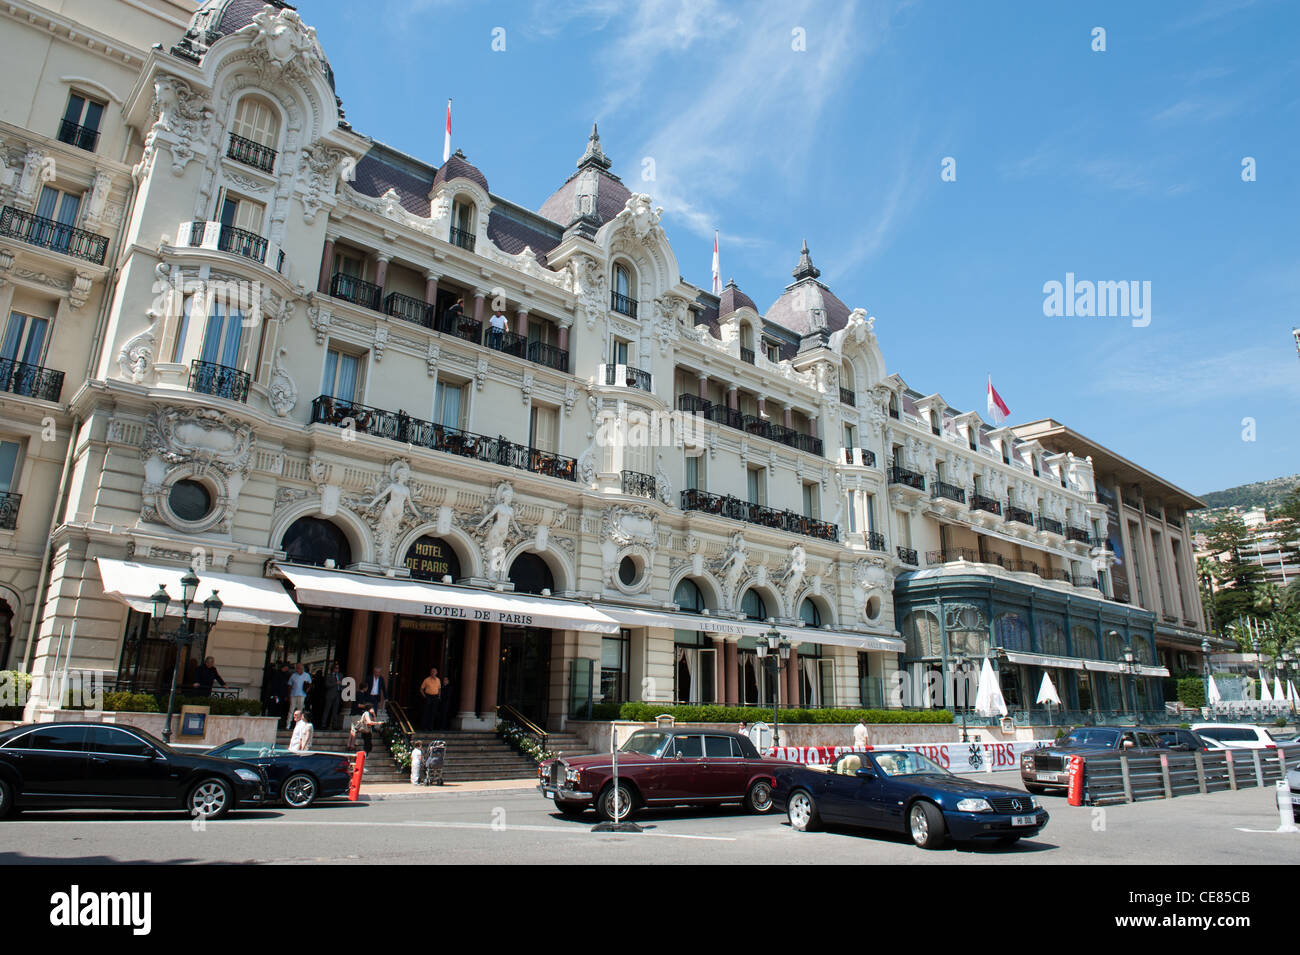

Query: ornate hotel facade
[2,0,1180,729]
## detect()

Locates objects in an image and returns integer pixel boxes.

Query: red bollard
[1066,755,1084,806]
[348,751,365,801]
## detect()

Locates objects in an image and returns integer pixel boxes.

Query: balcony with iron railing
[927,547,987,566]
[970,493,1002,517]
[1006,559,1040,576]
[1145,503,1163,520]
[887,465,925,491]
[680,488,838,542]
[449,226,476,251]
[1005,503,1034,526]
[1073,574,1099,589]
[605,363,653,391]
[226,132,277,173]
[0,491,19,530]
[931,481,966,504]
[610,291,637,317]
[1037,515,1064,535]
[677,394,822,456]
[1066,525,1091,544]
[897,546,918,565]
[0,357,64,402]
[526,340,569,373]
[311,396,576,481]
[839,387,856,406]
[842,448,876,467]
[888,407,900,420]
[1046,568,1072,583]
[433,309,481,344]
[483,327,528,360]
[57,119,99,152]
[740,347,755,365]
[189,359,251,403]
[383,291,433,329]
[1,205,108,265]
[866,531,886,552]
[183,221,283,271]
[330,272,383,311]
[620,470,657,500]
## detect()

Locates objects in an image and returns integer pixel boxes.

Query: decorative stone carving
[372,324,389,362]
[244,5,325,83]
[781,544,808,618]
[614,193,664,243]
[563,383,577,416]
[651,295,685,356]
[520,371,534,405]
[68,271,93,310]
[599,504,660,590]
[307,305,331,345]
[710,532,749,612]
[475,482,524,580]
[474,356,489,391]
[571,255,606,330]
[351,459,423,567]
[426,341,441,376]
[140,407,256,534]
[118,309,159,384]
[851,558,892,626]
[576,436,597,486]
[82,171,114,231]
[654,454,673,507]
[143,75,214,176]
[268,347,298,417]
[297,142,351,223]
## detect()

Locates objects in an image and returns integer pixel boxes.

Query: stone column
[698,372,709,400]
[346,609,370,697]
[480,623,502,714]
[317,238,335,294]
[809,414,820,441]
[372,612,395,685]
[727,385,738,411]
[516,307,529,338]
[724,639,739,705]
[783,406,793,429]
[757,395,767,419]
[373,255,389,297]
[424,271,439,305]
[459,620,481,721]
[712,636,726,703]
[785,648,800,708]
[557,321,570,354]
[472,291,486,325]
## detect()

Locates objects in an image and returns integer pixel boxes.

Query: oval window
[618,556,638,586]
[169,480,211,522]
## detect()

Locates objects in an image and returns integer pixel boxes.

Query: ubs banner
[404,536,462,582]
[766,740,1052,774]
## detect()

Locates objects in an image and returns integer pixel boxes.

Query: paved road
[2,777,1295,865]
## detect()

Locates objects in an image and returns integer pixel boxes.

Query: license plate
[543,791,555,800]
[1011,814,1036,827]
[1038,772,1061,782]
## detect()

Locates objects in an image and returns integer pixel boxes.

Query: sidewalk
[356,778,539,801]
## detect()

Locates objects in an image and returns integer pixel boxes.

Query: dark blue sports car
[205,739,352,808]
[772,749,1049,849]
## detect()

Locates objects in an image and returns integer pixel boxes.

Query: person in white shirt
[488,309,507,348]
[287,663,312,723]
[410,741,423,786]
[853,720,869,749]
[288,709,313,752]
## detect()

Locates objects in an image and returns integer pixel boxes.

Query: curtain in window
[801,658,820,707]
[200,304,242,367]
[436,381,461,429]
[676,647,697,702]
[1,312,47,364]
[334,352,359,402]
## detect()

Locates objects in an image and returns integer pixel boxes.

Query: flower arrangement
[496,720,555,763]
[380,721,412,771]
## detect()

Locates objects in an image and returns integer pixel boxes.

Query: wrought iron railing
[1047,568,1072,582]
[0,491,19,530]
[527,340,569,372]
[1005,503,1034,526]
[1066,525,1091,543]
[839,387,856,406]
[676,395,821,455]
[216,224,270,266]
[484,327,528,359]
[57,119,99,152]
[0,358,64,402]
[1090,536,1113,551]
[1073,574,1099,589]
[189,359,251,403]
[449,226,476,251]
[843,448,876,467]
[970,493,1002,516]
[680,488,838,542]
[1007,559,1040,576]
[384,291,433,329]
[927,547,985,565]
[433,309,481,344]
[610,291,637,317]
[867,531,886,551]
[1037,516,1064,535]
[887,466,925,491]
[931,481,966,504]
[621,470,656,499]
[330,272,382,311]
[888,407,900,420]
[740,347,755,364]
[226,132,277,173]
[310,395,577,481]
[897,546,918,565]
[606,363,653,391]
[0,205,108,264]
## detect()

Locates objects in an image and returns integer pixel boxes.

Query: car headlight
[234,768,260,784]
[956,798,992,813]
[1030,796,1041,809]
[565,767,582,783]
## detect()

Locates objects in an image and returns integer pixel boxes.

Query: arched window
[451,198,476,249]
[232,95,280,149]
[740,588,767,621]
[993,612,1030,652]
[799,599,821,628]
[674,578,705,613]
[903,610,942,659]
[611,263,636,316]
[1104,630,1126,661]
[1037,618,1067,656]
[282,517,352,568]
[508,552,554,595]
[1130,634,1154,665]
[1072,625,1098,659]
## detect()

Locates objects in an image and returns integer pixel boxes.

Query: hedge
[0,670,32,720]
[60,691,260,716]
[1176,677,1205,710]
[598,703,954,724]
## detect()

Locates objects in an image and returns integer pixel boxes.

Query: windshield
[208,741,281,759]
[872,751,950,777]
[619,731,671,757]
[1064,728,1118,746]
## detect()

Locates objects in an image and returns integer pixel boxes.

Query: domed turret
[763,240,852,336]
[432,148,490,194]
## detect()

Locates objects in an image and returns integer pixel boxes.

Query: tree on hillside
[1273,483,1300,569]
[1204,514,1266,635]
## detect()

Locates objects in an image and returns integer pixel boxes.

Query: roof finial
[578,121,611,171]
[792,238,820,281]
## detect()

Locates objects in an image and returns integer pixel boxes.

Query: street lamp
[151,576,223,744]
[1201,638,1212,716]
[1120,643,1139,721]
[953,654,970,741]
[757,618,791,747]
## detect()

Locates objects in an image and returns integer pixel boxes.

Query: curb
[356,784,540,802]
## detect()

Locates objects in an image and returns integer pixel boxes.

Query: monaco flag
[443,99,452,163]
[987,376,1010,425]
[711,230,720,295]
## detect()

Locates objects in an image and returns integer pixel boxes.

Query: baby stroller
[419,739,446,786]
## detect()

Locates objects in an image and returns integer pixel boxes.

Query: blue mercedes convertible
[772,749,1049,849]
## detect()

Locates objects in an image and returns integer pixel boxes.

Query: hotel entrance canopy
[599,606,904,653]
[275,564,622,633]
[96,558,301,627]
[1002,651,1168,678]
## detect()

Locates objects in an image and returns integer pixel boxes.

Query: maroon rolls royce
[539,727,792,821]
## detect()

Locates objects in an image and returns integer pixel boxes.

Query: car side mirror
[855,769,877,780]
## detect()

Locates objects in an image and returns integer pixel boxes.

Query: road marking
[1232,827,1300,834]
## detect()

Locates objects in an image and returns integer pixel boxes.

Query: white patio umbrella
[974,657,1008,718]
[1274,676,1286,703]
[1036,672,1062,706]
[1259,673,1273,703]
[1288,681,1298,706]
[1207,675,1223,705]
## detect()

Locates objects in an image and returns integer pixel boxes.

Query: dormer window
[451,199,476,251]
[888,393,899,420]
[1001,441,1010,465]
[611,263,636,316]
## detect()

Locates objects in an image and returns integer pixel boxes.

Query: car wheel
[188,777,233,820]
[745,779,774,814]
[0,779,15,819]
[281,773,317,809]
[554,799,586,817]
[787,789,820,832]
[596,783,636,822]
[908,800,946,849]
[1023,783,1047,795]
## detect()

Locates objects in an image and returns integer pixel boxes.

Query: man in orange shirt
[420,667,442,731]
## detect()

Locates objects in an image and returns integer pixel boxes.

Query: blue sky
[304,0,1299,497]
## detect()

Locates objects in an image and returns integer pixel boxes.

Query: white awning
[96,558,300,628]
[601,606,904,653]
[276,564,621,634]
[1004,650,1087,671]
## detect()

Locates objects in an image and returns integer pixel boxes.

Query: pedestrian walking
[350,704,379,760]
[853,720,869,749]
[192,656,226,697]
[419,667,442,731]
[288,709,314,753]
[322,660,344,731]
[287,662,312,725]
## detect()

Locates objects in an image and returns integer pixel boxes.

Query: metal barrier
[1083,746,1300,806]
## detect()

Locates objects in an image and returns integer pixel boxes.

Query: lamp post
[150,570,223,744]
[1201,637,1212,715]
[954,654,970,741]
[1120,643,1139,721]
[758,618,791,748]
[1284,651,1298,720]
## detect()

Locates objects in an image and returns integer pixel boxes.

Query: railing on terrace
[620,470,656,499]
[527,340,569,373]
[188,359,250,403]
[484,327,528,359]
[329,272,382,311]
[866,531,886,551]
[433,309,481,344]
[0,205,108,264]
[1037,516,1064,535]
[839,387,856,406]
[310,396,577,481]
[610,291,637,317]
[1007,559,1040,576]
[970,493,1002,516]
[1005,503,1034,526]
[1073,574,1099,589]
[384,291,433,329]
[887,466,925,491]
[896,546,918,565]
[1066,525,1091,543]
[226,132,277,173]
[57,119,99,151]
[0,358,64,402]
[740,347,755,365]
[676,394,822,455]
[1046,568,1072,583]
[679,488,838,542]
[449,226,476,252]
[606,363,653,391]
[931,481,966,504]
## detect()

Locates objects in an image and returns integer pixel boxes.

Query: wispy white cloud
[1086,339,1300,405]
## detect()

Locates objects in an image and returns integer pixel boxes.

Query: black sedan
[203,739,352,808]
[772,749,1049,849]
[0,722,267,819]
